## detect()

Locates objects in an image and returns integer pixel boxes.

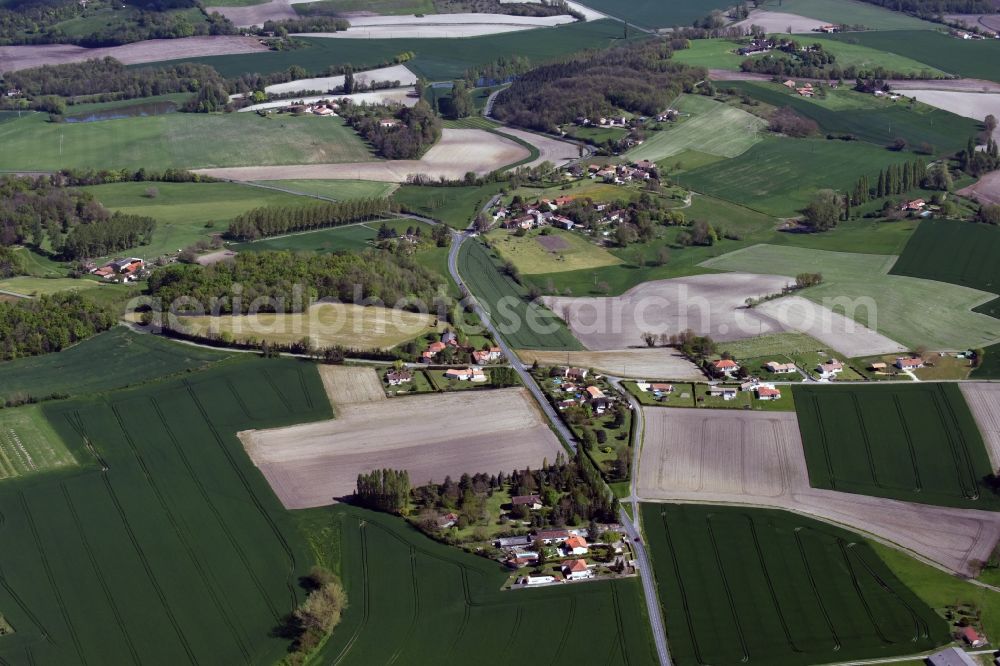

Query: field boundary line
[851,394,882,488]
[0,572,53,644]
[705,514,750,662]
[609,581,633,666]
[933,386,980,500]
[59,483,143,664]
[793,527,842,652]
[262,369,295,413]
[111,401,256,656]
[331,518,371,666]
[18,491,88,664]
[385,545,420,666]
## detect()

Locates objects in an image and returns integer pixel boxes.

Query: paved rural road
[610,375,672,666]
[449,211,672,665]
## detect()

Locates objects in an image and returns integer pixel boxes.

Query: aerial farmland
[5,0,1000,663]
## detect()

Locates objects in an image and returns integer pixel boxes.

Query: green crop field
[673,37,943,76]
[458,240,582,350]
[0,113,374,172]
[234,223,380,253]
[84,181,316,259]
[972,342,1000,379]
[0,276,95,296]
[758,0,937,30]
[155,20,633,80]
[829,30,1000,83]
[642,503,948,666]
[725,81,975,155]
[253,179,397,200]
[0,406,77,480]
[702,243,1000,349]
[794,383,999,509]
[627,94,766,163]
[576,0,733,28]
[679,136,916,216]
[890,219,1000,296]
[487,228,623,274]
[0,327,231,404]
[308,504,656,664]
[395,182,504,228]
[0,358,332,665]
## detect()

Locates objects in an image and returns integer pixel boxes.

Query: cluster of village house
[488,496,628,586]
[547,367,616,415]
[88,257,145,282]
[494,162,656,232]
[571,109,677,130]
[384,332,503,386]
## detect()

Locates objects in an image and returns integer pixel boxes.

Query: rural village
[5,0,1000,665]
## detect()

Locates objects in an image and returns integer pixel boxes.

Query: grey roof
[495,535,532,548]
[927,647,979,666]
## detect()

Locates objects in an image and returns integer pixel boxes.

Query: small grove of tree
[769,106,819,138]
[355,469,410,514]
[795,272,823,289]
[489,366,519,388]
[802,189,842,232]
[447,79,474,119]
[340,101,442,160]
[226,198,395,241]
[959,134,1000,177]
[0,246,24,278]
[669,328,717,361]
[849,158,930,205]
[279,566,347,666]
[979,204,1000,225]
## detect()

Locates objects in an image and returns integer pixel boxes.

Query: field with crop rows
[890,219,1000,296]
[642,503,948,666]
[759,0,937,29]
[828,30,1000,83]
[726,82,976,155]
[458,240,582,350]
[0,358,331,665]
[0,406,76,480]
[312,504,657,665]
[0,328,231,404]
[680,137,914,216]
[794,383,999,509]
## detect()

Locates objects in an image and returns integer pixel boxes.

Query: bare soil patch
[239,387,564,508]
[293,12,574,38]
[708,69,772,82]
[238,87,417,113]
[516,348,704,380]
[206,0,296,27]
[317,365,386,409]
[755,295,906,357]
[945,13,1000,33]
[195,250,236,266]
[959,382,1000,469]
[264,64,416,95]
[195,128,529,182]
[891,78,1000,93]
[536,235,570,252]
[543,273,795,350]
[959,170,1000,206]
[733,10,826,33]
[493,126,579,169]
[0,36,267,72]
[900,89,1000,141]
[638,407,1000,576]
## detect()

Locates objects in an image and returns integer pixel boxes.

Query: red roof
[565,536,588,550]
[714,359,738,369]
[564,559,588,573]
[757,387,781,398]
[961,626,981,642]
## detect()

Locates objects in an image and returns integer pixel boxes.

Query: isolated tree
[343,65,355,94]
[642,332,658,347]
[657,246,671,266]
[802,190,841,232]
[450,80,473,119]
[986,114,998,136]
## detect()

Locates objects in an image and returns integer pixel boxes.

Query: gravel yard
[638,407,1000,576]
[239,386,563,508]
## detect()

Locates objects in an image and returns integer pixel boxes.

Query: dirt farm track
[239,370,564,509]
[637,407,1000,576]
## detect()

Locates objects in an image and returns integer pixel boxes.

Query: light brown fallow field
[960,382,1000,470]
[515,349,703,380]
[240,383,564,509]
[637,407,1000,576]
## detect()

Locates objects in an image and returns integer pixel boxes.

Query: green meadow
[828,30,1000,83]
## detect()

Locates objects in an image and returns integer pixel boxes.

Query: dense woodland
[0,293,115,361]
[341,102,442,160]
[741,43,937,80]
[0,176,157,260]
[434,0,578,17]
[492,40,703,132]
[147,251,445,315]
[0,247,23,278]
[226,198,397,241]
[0,0,235,47]
[1,59,227,104]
